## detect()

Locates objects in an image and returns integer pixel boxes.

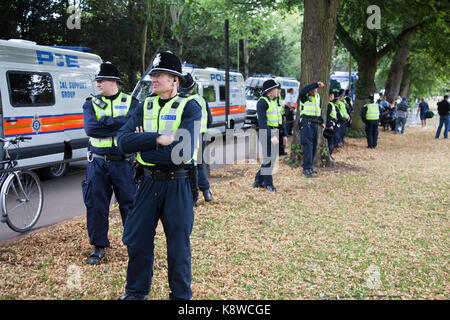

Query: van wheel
[37,163,69,180]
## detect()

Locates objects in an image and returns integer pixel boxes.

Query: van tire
[37,163,69,180]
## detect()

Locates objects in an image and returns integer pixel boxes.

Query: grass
[0,126,448,300]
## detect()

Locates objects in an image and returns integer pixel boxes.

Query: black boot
[87,246,105,265]
[203,189,213,202]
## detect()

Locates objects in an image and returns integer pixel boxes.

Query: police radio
[93,95,107,109]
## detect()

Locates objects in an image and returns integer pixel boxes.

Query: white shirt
[283,92,296,108]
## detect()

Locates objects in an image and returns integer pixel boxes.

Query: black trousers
[284,106,294,135]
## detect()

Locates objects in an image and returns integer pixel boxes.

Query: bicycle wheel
[1,170,44,232]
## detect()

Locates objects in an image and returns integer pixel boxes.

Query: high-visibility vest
[90,92,132,148]
[329,102,337,120]
[337,100,350,120]
[365,103,380,120]
[258,96,282,127]
[277,98,285,117]
[345,96,353,108]
[136,94,196,167]
[300,94,321,117]
[187,94,208,133]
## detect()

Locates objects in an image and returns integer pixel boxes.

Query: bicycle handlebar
[0,135,32,144]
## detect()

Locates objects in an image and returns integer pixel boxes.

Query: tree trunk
[384,23,415,103]
[400,66,412,99]
[149,5,168,64]
[350,56,378,134]
[290,0,340,167]
[169,5,184,61]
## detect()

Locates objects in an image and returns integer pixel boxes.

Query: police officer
[116,51,202,300]
[253,79,284,192]
[344,89,354,115]
[361,95,381,149]
[81,62,139,265]
[298,81,325,178]
[325,90,342,160]
[336,93,350,147]
[276,86,288,156]
[180,73,213,205]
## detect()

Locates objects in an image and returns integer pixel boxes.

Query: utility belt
[135,165,199,203]
[141,167,190,181]
[87,151,130,162]
[300,117,320,125]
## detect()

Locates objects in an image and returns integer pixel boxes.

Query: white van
[0,39,102,178]
[244,75,299,127]
[133,65,247,133]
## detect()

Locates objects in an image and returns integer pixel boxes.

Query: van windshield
[134,81,152,102]
[246,87,261,101]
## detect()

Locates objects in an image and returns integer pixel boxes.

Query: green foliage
[319,146,330,167]
[291,143,303,156]
[283,156,300,168]
[345,128,366,138]
[285,143,302,168]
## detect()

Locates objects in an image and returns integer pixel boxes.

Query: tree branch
[377,20,427,60]
[335,18,362,61]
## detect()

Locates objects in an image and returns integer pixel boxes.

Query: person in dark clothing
[435,95,449,139]
[394,97,410,134]
[116,51,202,300]
[417,98,429,128]
[253,79,284,192]
[82,62,139,265]
[298,81,325,178]
[361,95,382,148]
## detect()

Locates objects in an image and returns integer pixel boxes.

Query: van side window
[219,85,227,102]
[203,85,216,102]
[7,71,55,107]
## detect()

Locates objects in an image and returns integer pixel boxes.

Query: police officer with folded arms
[82,62,139,265]
[298,81,325,178]
[116,51,202,300]
[180,73,213,205]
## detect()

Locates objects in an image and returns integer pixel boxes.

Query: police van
[244,75,299,127]
[133,65,247,133]
[0,39,102,178]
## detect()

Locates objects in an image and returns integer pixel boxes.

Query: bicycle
[0,136,43,232]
